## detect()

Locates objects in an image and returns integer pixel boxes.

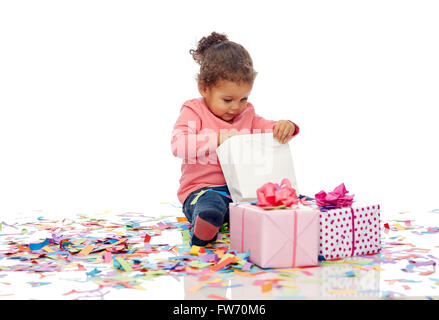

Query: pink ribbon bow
[314,183,354,209]
[256,178,299,208]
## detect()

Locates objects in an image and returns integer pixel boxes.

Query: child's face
[199,79,253,123]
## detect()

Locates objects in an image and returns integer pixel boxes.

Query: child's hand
[273,120,295,144]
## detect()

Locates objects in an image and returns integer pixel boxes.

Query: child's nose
[229,104,240,113]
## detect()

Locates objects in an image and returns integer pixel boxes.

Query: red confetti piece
[77,264,86,271]
[208,294,228,300]
[210,257,235,272]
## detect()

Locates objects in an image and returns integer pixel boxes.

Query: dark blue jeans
[182,185,233,245]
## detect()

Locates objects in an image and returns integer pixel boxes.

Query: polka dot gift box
[319,204,381,260]
[315,184,381,260]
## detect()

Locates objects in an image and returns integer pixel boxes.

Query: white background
[1,0,438,217]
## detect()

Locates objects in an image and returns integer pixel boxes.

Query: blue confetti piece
[237,250,250,259]
[168,255,194,261]
[105,239,119,244]
[29,238,49,251]
[28,281,51,287]
[219,284,243,289]
[207,189,232,199]
[86,268,101,277]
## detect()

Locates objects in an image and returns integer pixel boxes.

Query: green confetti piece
[278,273,298,278]
[219,223,229,233]
[142,270,167,277]
[72,238,87,245]
[189,260,213,269]
[283,288,300,295]
[182,230,191,242]
[320,260,344,265]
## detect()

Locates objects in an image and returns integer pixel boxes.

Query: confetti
[0,203,438,300]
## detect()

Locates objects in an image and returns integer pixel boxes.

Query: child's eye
[223,99,232,103]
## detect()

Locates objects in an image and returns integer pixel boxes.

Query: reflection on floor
[0,203,438,300]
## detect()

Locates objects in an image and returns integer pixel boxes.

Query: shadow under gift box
[230,203,320,269]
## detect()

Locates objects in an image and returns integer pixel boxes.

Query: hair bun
[190,31,228,65]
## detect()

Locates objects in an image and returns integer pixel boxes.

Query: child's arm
[171,106,218,164]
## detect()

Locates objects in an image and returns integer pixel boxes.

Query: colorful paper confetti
[0,204,438,300]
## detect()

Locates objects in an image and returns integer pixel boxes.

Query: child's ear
[198,82,208,98]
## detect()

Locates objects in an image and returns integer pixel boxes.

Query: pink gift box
[229,203,320,268]
[319,203,381,260]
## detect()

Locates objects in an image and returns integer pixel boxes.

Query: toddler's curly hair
[189,32,257,89]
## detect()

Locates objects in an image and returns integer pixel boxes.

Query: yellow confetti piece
[280,268,303,272]
[204,278,223,284]
[235,256,243,262]
[328,289,357,294]
[373,266,385,271]
[132,285,146,291]
[92,258,104,264]
[190,245,201,256]
[280,283,298,289]
[114,256,133,272]
[42,246,54,252]
[271,277,296,282]
[393,223,405,230]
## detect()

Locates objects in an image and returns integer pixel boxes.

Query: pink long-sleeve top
[171,97,300,204]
